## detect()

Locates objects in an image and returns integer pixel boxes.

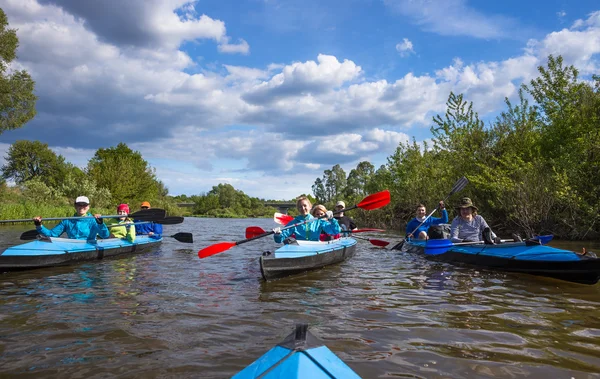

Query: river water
[0,218,599,378]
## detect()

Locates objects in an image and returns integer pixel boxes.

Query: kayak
[402,238,600,285]
[0,235,162,270]
[232,324,362,379]
[260,238,357,280]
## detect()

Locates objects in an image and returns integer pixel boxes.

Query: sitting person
[33,196,110,240]
[273,196,340,244]
[312,205,341,241]
[135,201,162,237]
[333,200,357,233]
[406,201,448,239]
[450,197,498,243]
[108,204,136,243]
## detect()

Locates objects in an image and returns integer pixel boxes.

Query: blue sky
[1,0,599,200]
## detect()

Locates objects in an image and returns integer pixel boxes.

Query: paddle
[1,208,167,224]
[352,235,390,247]
[273,213,385,233]
[155,216,184,225]
[407,176,468,238]
[20,223,193,243]
[246,226,390,247]
[198,190,391,259]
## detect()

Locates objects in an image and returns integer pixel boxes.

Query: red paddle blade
[246,226,266,239]
[274,213,294,225]
[353,228,386,233]
[357,190,390,210]
[369,239,390,247]
[198,242,236,259]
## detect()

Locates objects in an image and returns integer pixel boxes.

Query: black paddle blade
[170,232,193,243]
[20,229,40,241]
[130,208,166,222]
[157,216,184,225]
[449,176,469,196]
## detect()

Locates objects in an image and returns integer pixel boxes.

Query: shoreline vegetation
[1,57,598,240]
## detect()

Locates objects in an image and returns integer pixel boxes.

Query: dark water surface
[1,218,599,378]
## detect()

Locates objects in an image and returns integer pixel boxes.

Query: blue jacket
[274,214,341,243]
[134,221,163,236]
[37,212,110,240]
[405,209,448,237]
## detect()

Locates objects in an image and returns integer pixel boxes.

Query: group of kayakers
[405,196,499,243]
[32,196,162,241]
[273,197,357,244]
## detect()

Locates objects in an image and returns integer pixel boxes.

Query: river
[0,218,599,378]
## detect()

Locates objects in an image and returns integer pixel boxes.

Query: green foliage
[190,184,278,217]
[1,140,68,187]
[87,142,161,204]
[308,55,600,240]
[0,9,37,133]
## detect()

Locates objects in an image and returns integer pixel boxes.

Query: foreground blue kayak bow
[232,324,362,379]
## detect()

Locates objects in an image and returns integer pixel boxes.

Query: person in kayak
[273,196,340,244]
[108,204,136,242]
[406,201,448,239]
[450,197,499,243]
[135,201,162,237]
[311,205,341,241]
[33,196,110,240]
[333,200,357,233]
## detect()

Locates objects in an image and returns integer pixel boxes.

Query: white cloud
[383,0,524,39]
[2,2,600,199]
[396,38,415,57]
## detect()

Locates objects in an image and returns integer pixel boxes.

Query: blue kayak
[233,324,362,379]
[259,238,357,280]
[0,236,162,270]
[402,238,600,285]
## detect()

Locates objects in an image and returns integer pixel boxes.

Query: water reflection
[0,219,599,378]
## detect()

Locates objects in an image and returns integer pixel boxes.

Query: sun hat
[141,201,151,208]
[335,201,345,208]
[75,196,90,205]
[455,197,478,211]
[117,204,130,214]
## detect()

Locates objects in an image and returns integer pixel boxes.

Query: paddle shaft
[407,177,468,237]
[1,209,166,223]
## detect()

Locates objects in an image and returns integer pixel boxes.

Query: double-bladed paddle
[19,222,193,243]
[1,208,167,224]
[406,176,469,238]
[198,190,391,259]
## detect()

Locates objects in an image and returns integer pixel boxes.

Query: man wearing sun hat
[32,196,110,240]
[450,197,499,243]
[135,201,163,237]
[333,200,357,232]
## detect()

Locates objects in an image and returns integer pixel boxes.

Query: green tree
[87,142,161,204]
[1,140,68,188]
[0,9,37,133]
[312,177,326,203]
[346,161,375,197]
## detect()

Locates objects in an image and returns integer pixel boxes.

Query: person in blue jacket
[273,196,340,244]
[33,196,110,240]
[134,201,162,237]
[405,200,448,239]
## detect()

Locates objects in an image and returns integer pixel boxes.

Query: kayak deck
[0,236,162,270]
[232,324,362,379]
[260,238,357,280]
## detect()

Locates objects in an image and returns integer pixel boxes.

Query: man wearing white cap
[33,195,110,240]
[334,200,357,232]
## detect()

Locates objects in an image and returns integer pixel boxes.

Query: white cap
[335,201,345,208]
[75,196,90,204]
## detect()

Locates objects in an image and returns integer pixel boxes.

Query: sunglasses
[75,203,89,207]
[141,206,149,209]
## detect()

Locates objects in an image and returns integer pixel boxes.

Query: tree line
[312,56,600,240]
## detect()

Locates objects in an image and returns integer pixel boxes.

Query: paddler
[272,196,340,244]
[32,196,110,240]
[108,204,136,242]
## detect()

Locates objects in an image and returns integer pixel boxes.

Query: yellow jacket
[109,218,136,243]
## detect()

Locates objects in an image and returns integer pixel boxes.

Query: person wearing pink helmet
[108,204,135,242]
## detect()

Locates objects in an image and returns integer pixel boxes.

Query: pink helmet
[117,204,130,214]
